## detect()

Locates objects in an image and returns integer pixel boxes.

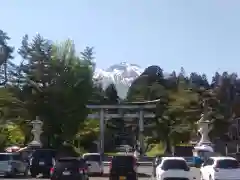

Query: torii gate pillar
[139,110,144,152]
[99,109,105,155]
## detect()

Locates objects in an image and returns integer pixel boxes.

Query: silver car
[0,152,28,177]
[82,153,104,176]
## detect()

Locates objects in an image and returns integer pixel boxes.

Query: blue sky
[2,0,240,78]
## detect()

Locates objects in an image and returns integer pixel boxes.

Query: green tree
[127,66,199,153]
[81,46,96,71]
[8,35,94,148]
[0,30,14,85]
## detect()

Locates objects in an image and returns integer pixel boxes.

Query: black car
[29,149,56,178]
[109,155,138,180]
[50,157,89,180]
[152,156,162,177]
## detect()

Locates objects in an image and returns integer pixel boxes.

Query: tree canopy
[0,29,239,153]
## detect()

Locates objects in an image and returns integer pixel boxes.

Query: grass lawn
[104,152,119,156]
[146,143,164,157]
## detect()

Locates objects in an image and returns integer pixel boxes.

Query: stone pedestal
[28,116,43,147]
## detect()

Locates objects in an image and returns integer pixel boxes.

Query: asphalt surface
[0,166,200,180]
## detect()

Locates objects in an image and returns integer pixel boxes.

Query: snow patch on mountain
[94,62,144,98]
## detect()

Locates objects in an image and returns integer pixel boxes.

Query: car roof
[162,156,186,161]
[83,153,100,156]
[112,154,135,157]
[111,154,135,160]
[35,149,55,151]
[58,157,82,161]
[0,153,15,155]
[210,156,237,161]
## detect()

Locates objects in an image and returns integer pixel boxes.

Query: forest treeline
[0,29,238,152]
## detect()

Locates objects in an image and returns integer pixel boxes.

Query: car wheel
[23,165,29,176]
[5,173,13,178]
[209,175,213,180]
[153,169,156,177]
[23,168,29,177]
[200,173,204,180]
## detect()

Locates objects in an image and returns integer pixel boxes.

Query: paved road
[89,178,150,180]
[0,166,200,180]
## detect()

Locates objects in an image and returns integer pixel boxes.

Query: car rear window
[32,150,55,159]
[173,146,193,157]
[216,159,239,169]
[162,159,188,170]
[0,154,10,161]
[111,156,135,168]
[84,155,101,162]
[56,159,81,168]
[12,154,21,160]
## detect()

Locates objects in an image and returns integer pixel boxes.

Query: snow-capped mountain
[94,62,144,98]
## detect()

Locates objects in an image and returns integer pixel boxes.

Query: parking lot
[0,165,200,180]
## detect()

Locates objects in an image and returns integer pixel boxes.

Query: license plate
[63,171,70,175]
[119,176,126,180]
[39,161,45,165]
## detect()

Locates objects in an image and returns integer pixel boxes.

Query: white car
[200,156,240,180]
[82,153,103,176]
[156,157,191,180]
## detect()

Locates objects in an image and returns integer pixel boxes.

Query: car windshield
[0,154,10,161]
[84,155,100,162]
[197,151,214,158]
[216,159,239,169]
[162,159,188,170]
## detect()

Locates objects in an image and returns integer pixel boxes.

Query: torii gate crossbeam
[86,99,159,155]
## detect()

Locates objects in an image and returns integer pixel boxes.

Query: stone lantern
[28,116,43,147]
[197,101,213,146]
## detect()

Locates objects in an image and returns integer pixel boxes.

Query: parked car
[200,156,240,180]
[156,156,191,180]
[50,157,89,180]
[0,152,28,177]
[82,153,103,176]
[29,149,56,178]
[109,154,138,180]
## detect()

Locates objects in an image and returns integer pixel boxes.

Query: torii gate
[87,99,159,155]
